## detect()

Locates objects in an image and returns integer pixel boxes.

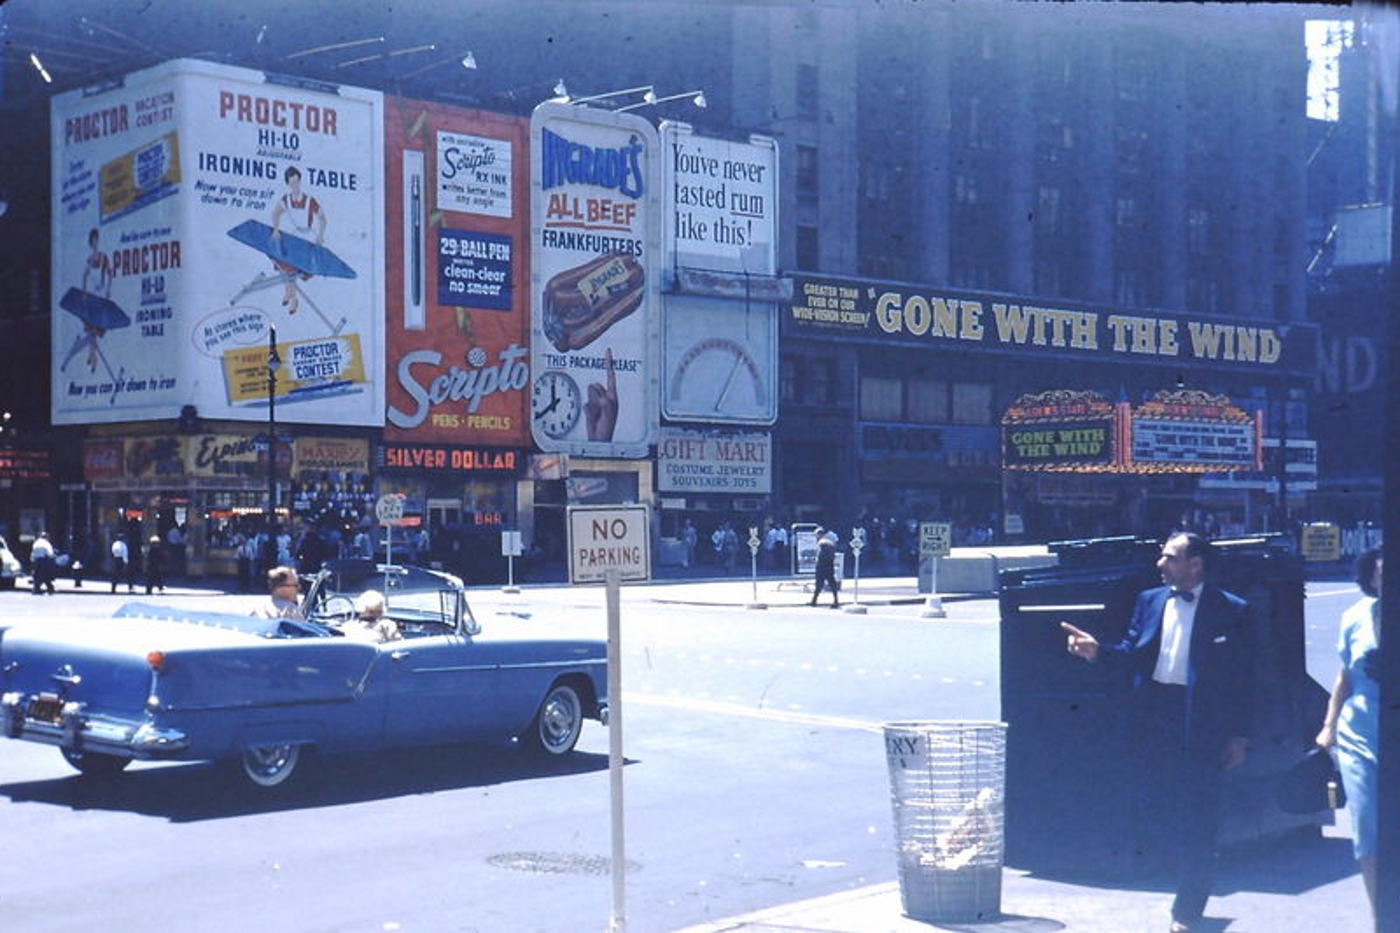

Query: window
[809,358,838,405]
[1187,276,1219,314]
[1115,196,1139,229]
[953,173,979,205]
[1115,268,1144,306]
[966,96,985,149]
[796,144,819,193]
[863,162,892,202]
[907,378,949,424]
[1187,208,1211,254]
[796,224,819,271]
[779,355,800,402]
[1034,260,1062,297]
[797,63,819,119]
[860,375,903,421]
[950,382,993,425]
[1036,185,1062,234]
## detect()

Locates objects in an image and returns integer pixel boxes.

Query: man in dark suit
[1060,532,1251,933]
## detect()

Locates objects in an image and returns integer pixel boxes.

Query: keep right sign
[919,522,952,558]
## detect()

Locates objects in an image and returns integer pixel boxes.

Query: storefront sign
[1004,420,1115,468]
[786,274,1316,375]
[378,442,519,474]
[1126,389,1261,472]
[858,423,998,467]
[295,436,369,474]
[84,441,125,478]
[1299,523,1341,562]
[656,428,771,494]
[187,432,267,477]
[0,449,53,481]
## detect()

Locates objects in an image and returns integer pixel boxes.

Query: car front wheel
[521,683,583,757]
[61,747,132,776]
[239,743,304,788]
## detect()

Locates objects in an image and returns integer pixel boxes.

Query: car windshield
[306,560,477,636]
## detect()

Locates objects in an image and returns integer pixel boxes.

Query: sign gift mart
[656,427,771,494]
[567,504,651,584]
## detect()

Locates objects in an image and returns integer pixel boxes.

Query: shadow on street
[0,743,619,822]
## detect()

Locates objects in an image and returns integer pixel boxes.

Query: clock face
[532,369,582,439]
[669,337,766,419]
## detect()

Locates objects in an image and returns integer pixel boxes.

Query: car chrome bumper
[2,692,189,758]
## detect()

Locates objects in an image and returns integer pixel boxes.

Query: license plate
[26,694,63,725]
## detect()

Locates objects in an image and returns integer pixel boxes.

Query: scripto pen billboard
[529,101,660,458]
[51,58,384,426]
[384,98,529,447]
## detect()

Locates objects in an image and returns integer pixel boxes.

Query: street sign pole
[746,526,766,610]
[606,570,625,933]
[845,527,867,614]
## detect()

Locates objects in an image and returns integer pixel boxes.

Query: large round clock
[669,337,766,418]
[532,369,583,439]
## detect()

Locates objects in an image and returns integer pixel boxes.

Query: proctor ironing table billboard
[51,58,384,426]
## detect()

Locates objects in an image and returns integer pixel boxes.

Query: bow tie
[1171,589,1195,603]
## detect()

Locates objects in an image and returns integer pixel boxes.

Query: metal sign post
[375,494,404,588]
[501,529,523,593]
[919,521,952,618]
[605,569,626,933]
[746,526,766,610]
[845,527,867,614]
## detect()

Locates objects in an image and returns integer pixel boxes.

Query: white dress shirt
[1152,583,1203,685]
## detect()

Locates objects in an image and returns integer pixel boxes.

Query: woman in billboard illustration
[270,165,328,315]
[61,227,119,373]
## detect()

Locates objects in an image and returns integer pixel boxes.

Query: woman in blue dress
[1316,546,1381,920]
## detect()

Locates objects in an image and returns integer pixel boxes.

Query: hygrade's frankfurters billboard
[529,101,660,458]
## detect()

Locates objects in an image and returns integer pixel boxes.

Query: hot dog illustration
[542,252,645,352]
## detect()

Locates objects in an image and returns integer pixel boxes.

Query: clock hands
[535,379,561,420]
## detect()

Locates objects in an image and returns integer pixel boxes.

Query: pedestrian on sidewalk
[810,528,840,608]
[1060,531,1250,933]
[29,532,56,595]
[144,535,167,595]
[1316,546,1381,922]
[110,533,135,593]
[681,519,697,569]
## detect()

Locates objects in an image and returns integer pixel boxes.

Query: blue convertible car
[0,562,608,788]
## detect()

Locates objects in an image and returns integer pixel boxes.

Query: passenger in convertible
[347,589,402,643]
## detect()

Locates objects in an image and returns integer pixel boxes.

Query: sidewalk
[675,825,1370,933]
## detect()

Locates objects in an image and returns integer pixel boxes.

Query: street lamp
[266,325,281,543]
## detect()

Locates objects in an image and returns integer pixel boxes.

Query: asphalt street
[0,574,1371,933]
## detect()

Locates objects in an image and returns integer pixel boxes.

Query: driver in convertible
[252,566,306,621]
[345,589,402,643]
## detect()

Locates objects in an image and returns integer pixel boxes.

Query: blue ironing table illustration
[227,219,356,334]
[59,287,131,405]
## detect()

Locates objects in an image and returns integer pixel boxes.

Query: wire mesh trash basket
[884,720,1008,922]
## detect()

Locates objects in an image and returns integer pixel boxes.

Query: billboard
[529,101,660,458]
[51,58,385,426]
[383,98,530,447]
[660,124,779,426]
